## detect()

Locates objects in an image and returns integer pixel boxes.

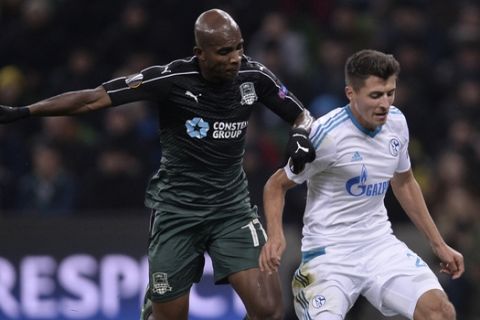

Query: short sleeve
[102,66,171,106]
[395,111,411,173]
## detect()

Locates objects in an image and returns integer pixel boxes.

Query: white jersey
[285,105,411,251]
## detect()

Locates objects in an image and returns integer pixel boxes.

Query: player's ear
[345,86,353,101]
[194,46,204,60]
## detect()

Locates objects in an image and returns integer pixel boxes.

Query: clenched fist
[286,128,315,174]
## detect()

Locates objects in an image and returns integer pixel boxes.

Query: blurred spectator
[432,186,478,317]
[0,65,25,105]
[100,2,156,69]
[392,42,439,154]
[0,66,29,211]
[0,126,29,212]
[247,12,310,128]
[0,0,65,72]
[308,37,350,116]
[464,220,480,319]
[112,51,156,79]
[323,2,374,51]
[0,0,24,24]
[47,46,104,94]
[39,116,97,176]
[15,140,76,215]
[78,145,146,214]
[450,79,480,122]
[438,113,479,172]
[100,103,154,167]
[449,2,480,44]
[248,12,308,80]
[78,104,151,214]
[377,2,429,53]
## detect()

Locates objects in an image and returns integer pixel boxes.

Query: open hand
[259,234,286,274]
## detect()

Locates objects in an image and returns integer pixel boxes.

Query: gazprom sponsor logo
[346,165,389,197]
[212,121,248,139]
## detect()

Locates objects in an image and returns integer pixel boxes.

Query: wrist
[431,240,447,250]
[267,227,284,238]
[290,127,309,137]
[18,106,31,118]
[293,124,310,133]
[0,105,30,123]
[293,110,313,132]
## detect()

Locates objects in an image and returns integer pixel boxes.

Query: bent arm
[287,109,315,173]
[391,169,444,247]
[259,169,297,273]
[264,169,297,237]
[391,169,464,278]
[28,86,112,116]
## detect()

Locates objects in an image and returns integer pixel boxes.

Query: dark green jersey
[102,56,304,217]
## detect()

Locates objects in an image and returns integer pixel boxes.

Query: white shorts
[292,234,443,320]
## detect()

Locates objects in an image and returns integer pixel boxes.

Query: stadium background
[0,0,478,319]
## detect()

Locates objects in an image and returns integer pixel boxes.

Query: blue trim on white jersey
[311,108,349,148]
[346,106,382,137]
[302,247,326,263]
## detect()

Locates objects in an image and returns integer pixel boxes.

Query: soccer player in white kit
[259,49,464,320]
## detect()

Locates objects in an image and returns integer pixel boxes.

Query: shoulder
[387,106,408,128]
[388,105,406,118]
[385,106,409,144]
[239,55,278,81]
[240,55,266,71]
[310,107,349,147]
[317,107,350,131]
[141,56,200,79]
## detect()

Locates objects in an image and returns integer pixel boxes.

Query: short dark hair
[345,49,400,90]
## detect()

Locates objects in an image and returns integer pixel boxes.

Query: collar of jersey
[345,105,382,137]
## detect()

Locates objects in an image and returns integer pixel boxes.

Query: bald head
[193,9,244,82]
[194,9,241,48]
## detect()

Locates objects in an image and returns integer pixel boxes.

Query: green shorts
[147,207,267,302]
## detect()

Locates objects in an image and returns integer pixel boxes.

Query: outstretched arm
[0,86,112,123]
[391,169,464,279]
[260,168,297,274]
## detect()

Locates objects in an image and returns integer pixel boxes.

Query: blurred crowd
[0,0,479,318]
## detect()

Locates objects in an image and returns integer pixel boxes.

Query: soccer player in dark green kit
[0,9,315,320]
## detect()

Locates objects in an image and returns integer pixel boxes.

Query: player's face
[346,75,396,130]
[196,29,244,82]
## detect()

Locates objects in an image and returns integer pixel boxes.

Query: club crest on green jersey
[239,82,257,105]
